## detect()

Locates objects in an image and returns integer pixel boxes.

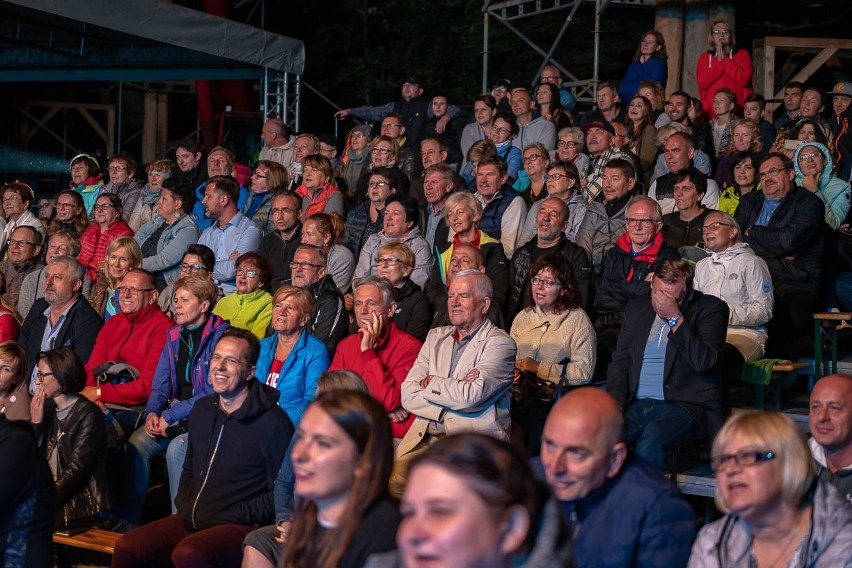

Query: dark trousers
[765,289,817,358]
[111,515,254,568]
[624,398,702,469]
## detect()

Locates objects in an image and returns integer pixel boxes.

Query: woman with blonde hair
[88,236,142,319]
[714,118,764,189]
[687,410,852,567]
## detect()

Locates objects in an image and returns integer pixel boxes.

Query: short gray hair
[352,275,396,306]
[626,195,663,222]
[705,211,741,242]
[48,255,85,288]
[296,244,328,267]
[452,269,493,301]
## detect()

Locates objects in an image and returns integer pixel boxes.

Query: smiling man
[809,374,852,503]
[0,225,43,309]
[538,387,696,568]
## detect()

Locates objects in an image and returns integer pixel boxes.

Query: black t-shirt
[315,499,401,568]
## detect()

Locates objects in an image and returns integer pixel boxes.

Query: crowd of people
[3,19,852,568]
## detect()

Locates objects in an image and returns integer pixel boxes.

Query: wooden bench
[53,528,120,555]
[813,312,852,391]
[738,361,808,409]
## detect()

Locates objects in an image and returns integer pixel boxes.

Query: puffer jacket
[687,479,852,567]
[77,219,135,283]
[792,141,852,230]
[36,397,110,529]
[102,177,145,224]
[212,288,273,339]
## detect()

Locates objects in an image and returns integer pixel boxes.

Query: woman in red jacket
[695,20,754,119]
[77,192,134,284]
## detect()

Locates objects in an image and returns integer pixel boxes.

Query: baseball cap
[581,121,616,136]
[403,75,422,87]
[830,82,852,97]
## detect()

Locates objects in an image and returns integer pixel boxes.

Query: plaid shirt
[584,147,634,202]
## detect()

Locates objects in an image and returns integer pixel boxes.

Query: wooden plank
[77,108,109,144]
[814,312,852,321]
[23,104,61,144]
[27,101,116,112]
[53,529,119,555]
[763,44,776,114]
[763,36,852,50]
[771,362,809,372]
[772,48,837,101]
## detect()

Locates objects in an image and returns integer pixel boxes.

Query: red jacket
[0,304,19,343]
[77,220,135,283]
[329,322,421,439]
[85,303,174,405]
[695,48,754,119]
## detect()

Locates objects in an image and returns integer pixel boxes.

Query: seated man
[329,276,422,440]
[694,211,773,365]
[539,387,697,568]
[0,225,44,309]
[428,244,505,329]
[258,190,303,290]
[648,132,720,215]
[112,328,293,568]
[508,197,591,318]
[190,146,249,231]
[607,259,729,468]
[582,121,634,202]
[474,154,528,259]
[394,270,516,493]
[418,163,455,249]
[809,373,852,503]
[82,268,174,432]
[290,245,348,354]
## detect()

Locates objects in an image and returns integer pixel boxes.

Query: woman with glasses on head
[102,153,145,224]
[0,181,44,254]
[294,154,344,221]
[69,153,104,214]
[302,212,355,293]
[374,241,431,342]
[88,236,142,320]
[134,177,200,292]
[29,347,111,530]
[514,143,552,206]
[555,126,590,182]
[242,160,289,235]
[78,192,134,284]
[212,252,273,339]
[158,244,219,318]
[48,189,89,239]
[354,136,410,205]
[688,410,852,567]
[128,159,178,231]
[488,112,522,183]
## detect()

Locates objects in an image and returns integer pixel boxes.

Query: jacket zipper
[191,421,225,529]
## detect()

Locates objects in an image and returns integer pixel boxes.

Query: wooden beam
[26,101,116,112]
[77,107,109,144]
[106,108,115,156]
[23,104,61,144]
[142,91,157,163]
[772,47,837,100]
[763,36,852,50]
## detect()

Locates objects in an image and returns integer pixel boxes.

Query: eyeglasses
[272,207,297,216]
[7,238,36,248]
[117,286,155,295]
[712,29,731,36]
[711,450,775,472]
[544,173,568,181]
[180,263,205,273]
[702,222,735,233]
[381,123,403,129]
[107,166,127,172]
[1,195,20,204]
[252,172,267,178]
[290,261,323,270]
[522,154,544,164]
[371,148,392,155]
[540,75,560,82]
[557,140,579,148]
[93,203,116,211]
[490,125,510,135]
[35,371,55,382]
[757,167,789,180]
[531,277,562,288]
[797,151,820,162]
[368,181,390,189]
[236,268,258,277]
[376,256,402,266]
[626,217,657,227]
[55,202,76,209]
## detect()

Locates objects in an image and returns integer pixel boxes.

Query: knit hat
[351,124,373,141]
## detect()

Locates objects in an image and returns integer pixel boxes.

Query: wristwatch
[96,386,102,400]
[666,313,682,328]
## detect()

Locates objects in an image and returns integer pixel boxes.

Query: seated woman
[135,177,200,292]
[718,151,759,216]
[354,136,410,205]
[637,80,669,128]
[375,242,432,343]
[115,275,227,532]
[102,152,145,223]
[554,126,590,182]
[129,159,178,231]
[536,82,573,132]
[793,142,851,230]
[343,166,399,258]
[513,142,551,206]
[302,212,355,293]
[0,277,20,344]
[78,192,134,284]
[371,433,571,567]
[295,154,344,220]
[213,252,273,339]
[243,390,398,568]
[244,160,288,234]
[255,285,328,427]
[88,236,142,320]
[29,348,110,529]
[69,153,104,215]
[714,119,764,189]
[158,244,219,318]
[460,139,497,189]
[0,341,31,421]
[510,256,595,452]
[689,410,852,566]
[48,189,89,239]
[0,181,44,253]
[661,167,715,250]
[626,95,659,186]
[488,112,522,183]
[355,194,432,289]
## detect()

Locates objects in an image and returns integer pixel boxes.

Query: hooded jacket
[212,288,273,340]
[306,274,349,354]
[687,479,852,567]
[792,141,851,230]
[175,380,293,530]
[355,226,433,289]
[695,48,754,119]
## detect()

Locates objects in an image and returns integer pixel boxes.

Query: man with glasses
[539,64,576,111]
[0,226,43,309]
[510,86,556,152]
[607,258,729,469]
[290,245,348,354]
[258,191,303,290]
[734,152,825,357]
[81,269,174,433]
[329,275,422,441]
[378,113,419,183]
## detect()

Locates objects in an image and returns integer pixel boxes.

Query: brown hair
[523,255,582,313]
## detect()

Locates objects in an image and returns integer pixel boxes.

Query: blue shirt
[198,212,262,294]
[755,196,784,227]
[636,318,669,400]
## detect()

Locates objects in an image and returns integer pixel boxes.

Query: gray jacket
[575,199,627,272]
[687,480,852,568]
[135,214,201,285]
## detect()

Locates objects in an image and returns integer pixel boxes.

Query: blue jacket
[144,315,229,424]
[534,456,696,568]
[255,328,330,426]
[618,57,668,103]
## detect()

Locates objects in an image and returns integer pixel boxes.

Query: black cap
[403,75,422,87]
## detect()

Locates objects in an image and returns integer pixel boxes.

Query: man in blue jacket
[538,387,696,568]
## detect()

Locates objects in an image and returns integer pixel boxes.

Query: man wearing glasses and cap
[829,81,852,180]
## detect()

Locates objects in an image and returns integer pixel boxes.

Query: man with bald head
[259,118,294,170]
[539,387,696,568]
[428,244,505,329]
[809,374,852,502]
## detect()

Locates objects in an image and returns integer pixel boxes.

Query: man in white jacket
[693,211,773,363]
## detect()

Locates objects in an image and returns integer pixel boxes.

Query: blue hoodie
[793,141,851,230]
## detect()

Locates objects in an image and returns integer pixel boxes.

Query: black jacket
[508,235,592,320]
[607,290,729,437]
[35,397,110,529]
[176,380,293,531]
[307,275,349,355]
[19,296,104,378]
[427,240,509,308]
[258,225,303,290]
[392,278,432,343]
[734,184,825,295]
